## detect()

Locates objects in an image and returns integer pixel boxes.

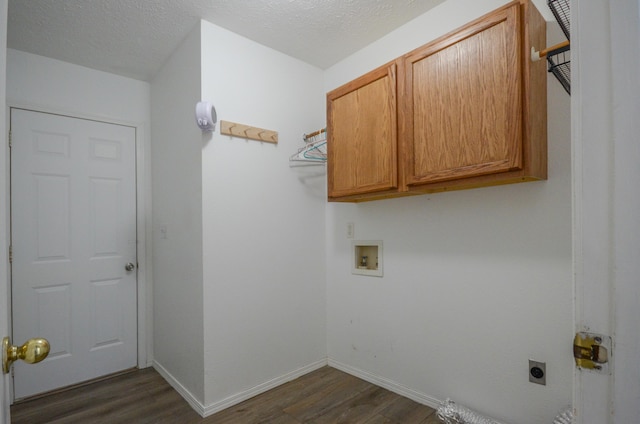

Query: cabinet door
[402,2,522,186]
[327,63,397,199]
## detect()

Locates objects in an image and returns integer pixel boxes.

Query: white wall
[609,1,640,420]
[200,21,327,410]
[6,50,150,124]
[324,1,572,423]
[150,24,205,404]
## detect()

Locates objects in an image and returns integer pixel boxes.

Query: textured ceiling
[7,0,445,81]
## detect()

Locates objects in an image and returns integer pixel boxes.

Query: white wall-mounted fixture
[195,101,217,131]
[352,240,383,277]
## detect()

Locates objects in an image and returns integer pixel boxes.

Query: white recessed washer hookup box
[352,240,383,277]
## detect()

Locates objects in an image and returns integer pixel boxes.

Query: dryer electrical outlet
[529,360,546,385]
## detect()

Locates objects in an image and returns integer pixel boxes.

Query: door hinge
[8,130,11,148]
[573,331,611,374]
[8,245,12,264]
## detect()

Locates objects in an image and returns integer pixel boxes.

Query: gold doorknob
[2,336,50,374]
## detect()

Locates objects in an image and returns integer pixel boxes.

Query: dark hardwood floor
[11,366,439,423]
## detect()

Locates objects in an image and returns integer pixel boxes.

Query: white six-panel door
[10,109,137,400]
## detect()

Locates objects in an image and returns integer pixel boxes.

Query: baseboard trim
[152,360,206,416]
[154,359,329,418]
[154,358,445,419]
[327,359,442,411]
[202,358,328,417]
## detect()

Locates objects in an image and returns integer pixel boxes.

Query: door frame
[1,2,9,422]
[572,0,640,422]
[5,103,152,402]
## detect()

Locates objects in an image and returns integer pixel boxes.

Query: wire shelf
[547,44,571,95]
[548,0,570,40]
[547,0,570,95]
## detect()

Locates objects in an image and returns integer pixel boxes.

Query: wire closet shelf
[547,0,570,95]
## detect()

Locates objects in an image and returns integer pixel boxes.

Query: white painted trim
[570,0,585,420]
[328,359,441,410]
[2,102,10,421]
[152,360,206,416]
[134,122,153,368]
[571,0,616,422]
[202,359,328,417]
[6,102,153,371]
[0,2,9,422]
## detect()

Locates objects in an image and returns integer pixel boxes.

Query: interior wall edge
[201,359,328,418]
[152,360,205,416]
[327,358,441,411]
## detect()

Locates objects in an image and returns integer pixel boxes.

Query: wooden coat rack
[220,120,278,144]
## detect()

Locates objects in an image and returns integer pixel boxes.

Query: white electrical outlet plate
[159,224,168,240]
[347,222,354,239]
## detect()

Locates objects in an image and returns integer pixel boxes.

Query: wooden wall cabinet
[327,63,398,199]
[327,0,546,202]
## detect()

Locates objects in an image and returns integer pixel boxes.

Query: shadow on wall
[290,165,327,199]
